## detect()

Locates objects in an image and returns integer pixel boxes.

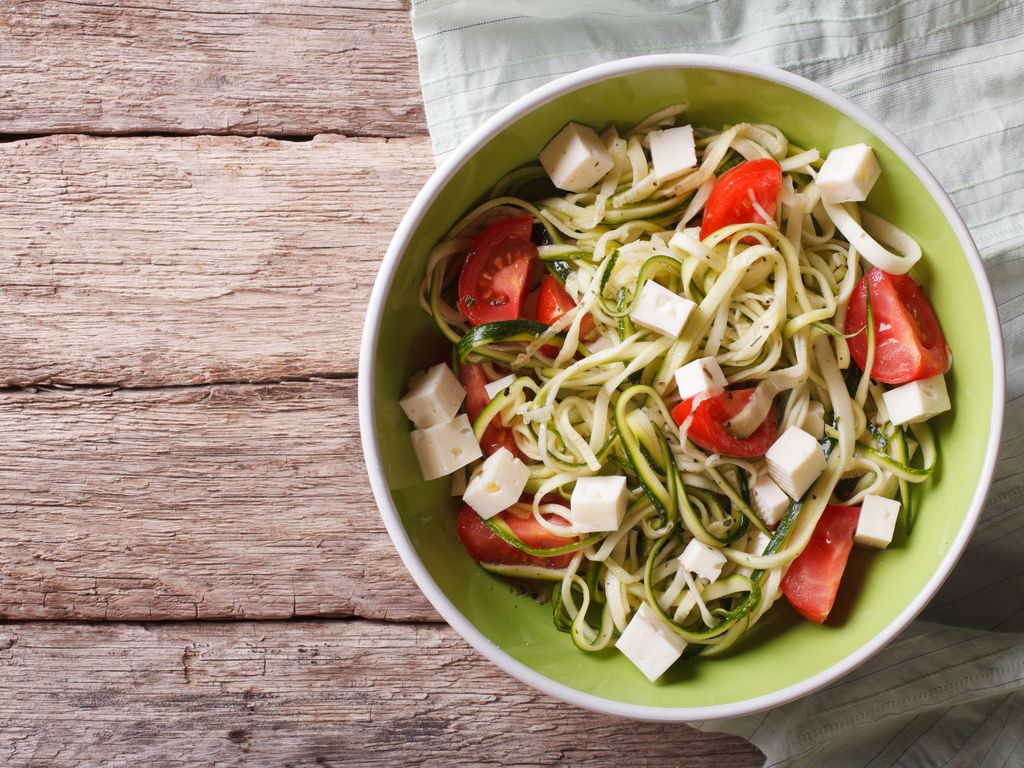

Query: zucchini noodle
[416,106,945,668]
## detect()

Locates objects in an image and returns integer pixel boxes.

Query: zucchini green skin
[483,516,602,557]
[551,573,614,651]
[545,260,574,284]
[614,385,677,527]
[537,244,589,262]
[456,319,562,365]
[857,446,933,481]
[643,536,761,644]
[456,319,553,358]
[481,562,566,581]
[892,426,915,533]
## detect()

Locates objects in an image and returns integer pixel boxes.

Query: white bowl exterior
[358,54,1005,721]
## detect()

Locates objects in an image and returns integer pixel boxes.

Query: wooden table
[0,3,764,764]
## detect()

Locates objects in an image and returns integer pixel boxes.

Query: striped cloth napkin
[409,2,1024,764]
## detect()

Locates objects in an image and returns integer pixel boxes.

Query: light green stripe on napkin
[410,2,1024,765]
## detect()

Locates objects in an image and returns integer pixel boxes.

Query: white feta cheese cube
[539,122,614,193]
[802,401,826,440]
[765,426,827,500]
[615,602,687,682]
[674,356,727,401]
[399,362,466,429]
[629,280,696,338]
[483,374,515,401]
[649,125,697,183]
[816,143,882,204]
[677,538,727,582]
[570,475,627,533]
[462,447,531,520]
[751,472,790,526]
[410,413,482,481]
[585,335,617,355]
[854,494,899,549]
[882,374,951,426]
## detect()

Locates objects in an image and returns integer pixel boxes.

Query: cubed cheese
[462,447,531,520]
[802,401,826,440]
[585,335,617,355]
[751,472,790,526]
[854,494,900,549]
[816,144,881,204]
[882,374,951,426]
[570,475,628,533]
[410,413,482,481]
[674,356,727,401]
[765,426,827,500]
[399,362,466,429]
[630,280,696,338]
[483,374,515,401]
[539,122,614,193]
[615,602,687,682]
[649,125,697,183]
[677,538,727,582]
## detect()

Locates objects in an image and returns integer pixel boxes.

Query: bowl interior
[370,65,995,711]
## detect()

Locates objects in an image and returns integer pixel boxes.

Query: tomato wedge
[699,158,782,243]
[457,216,537,326]
[671,388,777,458]
[523,274,595,357]
[845,267,950,384]
[781,505,860,624]
[536,274,595,338]
[456,505,576,568]
[459,363,518,457]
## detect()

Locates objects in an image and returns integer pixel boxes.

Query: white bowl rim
[358,53,1005,722]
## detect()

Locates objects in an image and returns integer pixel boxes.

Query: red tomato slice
[536,274,596,339]
[521,287,540,324]
[523,275,595,357]
[456,505,576,568]
[781,505,860,624]
[845,268,950,384]
[520,286,558,358]
[459,363,518,457]
[699,158,782,243]
[671,388,777,458]
[457,216,537,326]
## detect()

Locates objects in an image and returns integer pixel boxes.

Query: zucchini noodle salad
[398,104,952,682]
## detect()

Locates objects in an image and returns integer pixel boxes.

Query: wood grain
[0,380,438,622]
[0,620,764,767]
[0,0,426,137]
[0,133,433,386]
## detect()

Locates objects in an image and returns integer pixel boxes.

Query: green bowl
[359,55,1004,720]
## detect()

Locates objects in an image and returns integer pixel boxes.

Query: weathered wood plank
[0,380,439,622]
[0,620,763,767]
[0,133,433,386]
[0,0,426,137]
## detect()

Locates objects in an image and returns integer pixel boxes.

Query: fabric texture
[409,2,1024,765]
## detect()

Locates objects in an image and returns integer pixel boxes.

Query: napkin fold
[410,2,1024,764]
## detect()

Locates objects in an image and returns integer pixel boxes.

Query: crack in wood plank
[0,0,427,137]
[0,620,764,767]
[0,133,434,387]
[0,379,439,622]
